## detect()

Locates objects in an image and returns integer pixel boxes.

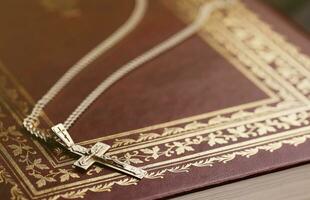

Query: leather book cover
[0,0,309,199]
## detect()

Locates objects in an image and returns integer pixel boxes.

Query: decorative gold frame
[0,0,310,199]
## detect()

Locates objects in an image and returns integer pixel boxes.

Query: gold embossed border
[0,0,310,199]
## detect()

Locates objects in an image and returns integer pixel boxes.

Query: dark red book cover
[0,0,309,199]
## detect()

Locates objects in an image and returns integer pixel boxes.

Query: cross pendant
[51,123,146,179]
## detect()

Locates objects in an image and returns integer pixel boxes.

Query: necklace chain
[23,0,234,141]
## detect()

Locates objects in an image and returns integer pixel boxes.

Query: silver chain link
[23,0,234,141]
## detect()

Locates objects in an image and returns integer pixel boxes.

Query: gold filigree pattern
[220,7,310,98]
[47,132,310,199]
[114,112,309,164]
[111,108,307,149]
[48,178,139,200]
[0,121,80,188]
[145,133,310,179]
[0,165,27,200]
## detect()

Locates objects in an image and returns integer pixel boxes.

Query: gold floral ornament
[0,165,27,200]
[111,106,308,149]
[48,178,139,200]
[114,112,309,164]
[112,121,208,148]
[145,133,310,179]
[0,121,80,188]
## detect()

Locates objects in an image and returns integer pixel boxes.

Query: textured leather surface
[0,0,309,199]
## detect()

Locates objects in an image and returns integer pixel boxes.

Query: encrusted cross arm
[73,142,110,170]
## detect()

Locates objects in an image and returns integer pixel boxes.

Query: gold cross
[51,123,146,179]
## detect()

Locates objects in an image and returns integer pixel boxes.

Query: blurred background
[264,0,310,32]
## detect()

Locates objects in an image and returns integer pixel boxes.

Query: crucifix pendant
[51,123,146,179]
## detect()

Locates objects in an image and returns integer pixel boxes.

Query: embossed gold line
[0,152,33,198]
[0,144,38,194]
[80,98,276,144]
[203,45,279,101]
[85,102,276,145]
[198,31,281,101]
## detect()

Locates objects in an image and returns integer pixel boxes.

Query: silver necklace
[23,0,234,179]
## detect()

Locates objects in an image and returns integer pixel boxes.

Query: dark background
[264,0,310,32]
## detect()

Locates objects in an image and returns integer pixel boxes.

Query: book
[171,164,310,200]
[0,0,309,199]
